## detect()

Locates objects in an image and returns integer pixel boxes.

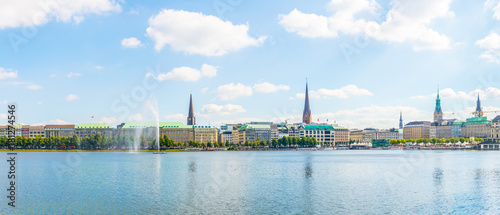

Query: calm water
[1,150,500,214]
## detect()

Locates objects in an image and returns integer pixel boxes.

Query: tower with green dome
[434,87,443,122]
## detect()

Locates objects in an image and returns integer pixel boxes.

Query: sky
[1,0,500,129]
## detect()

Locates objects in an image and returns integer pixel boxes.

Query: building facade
[403,121,431,139]
[194,126,218,143]
[75,123,113,138]
[240,124,271,142]
[333,127,349,146]
[45,125,75,138]
[300,124,334,145]
[376,128,399,140]
[452,122,464,139]
[29,126,45,138]
[461,117,491,139]
[492,116,500,141]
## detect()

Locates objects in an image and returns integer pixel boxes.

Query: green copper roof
[435,88,442,113]
[464,117,491,125]
[122,122,193,129]
[76,123,111,129]
[239,124,270,130]
[303,125,334,130]
[452,121,464,125]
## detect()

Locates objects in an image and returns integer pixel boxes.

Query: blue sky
[1,0,500,129]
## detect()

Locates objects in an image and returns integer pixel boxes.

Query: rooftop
[303,124,334,130]
[493,115,500,123]
[239,124,271,130]
[76,123,111,129]
[122,122,193,129]
[464,117,491,125]
[45,125,75,128]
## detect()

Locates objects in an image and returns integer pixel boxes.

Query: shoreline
[0,148,494,152]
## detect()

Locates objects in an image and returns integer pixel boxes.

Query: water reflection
[300,154,314,214]
[183,158,200,213]
[433,168,443,184]
[432,168,444,213]
[189,160,197,172]
[305,163,313,178]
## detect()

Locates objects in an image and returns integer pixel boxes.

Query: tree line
[0,134,321,150]
[389,137,484,145]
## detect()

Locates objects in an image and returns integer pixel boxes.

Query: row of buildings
[3,82,500,145]
[0,121,351,146]
[401,90,500,141]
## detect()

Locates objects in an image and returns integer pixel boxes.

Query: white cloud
[121,37,142,48]
[67,72,81,78]
[253,82,290,93]
[279,0,453,50]
[201,87,209,94]
[279,9,337,38]
[0,68,18,79]
[147,64,217,82]
[486,0,500,20]
[27,84,42,90]
[36,101,42,105]
[99,117,117,125]
[215,83,253,100]
[201,64,217,77]
[296,84,372,99]
[0,114,6,120]
[49,119,70,125]
[128,113,143,121]
[146,9,266,56]
[313,105,428,129]
[432,87,500,100]
[66,94,78,101]
[164,113,186,121]
[95,66,103,70]
[0,100,7,104]
[0,0,122,29]
[50,74,56,77]
[199,104,246,117]
[476,33,500,63]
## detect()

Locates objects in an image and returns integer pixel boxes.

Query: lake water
[1,150,500,214]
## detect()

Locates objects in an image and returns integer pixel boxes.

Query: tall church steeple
[399,111,403,129]
[434,87,443,122]
[187,92,195,125]
[302,79,312,124]
[475,93,483,117]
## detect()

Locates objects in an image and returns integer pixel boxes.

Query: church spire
[434,86,443,122]
[302,79,312,124]
[187,92,195,125]
[475,93,483,117]
[399,111,403,129]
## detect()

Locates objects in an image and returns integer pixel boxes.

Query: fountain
[147,94,165,154]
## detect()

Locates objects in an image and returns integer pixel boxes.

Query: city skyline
[2,0,500,129]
